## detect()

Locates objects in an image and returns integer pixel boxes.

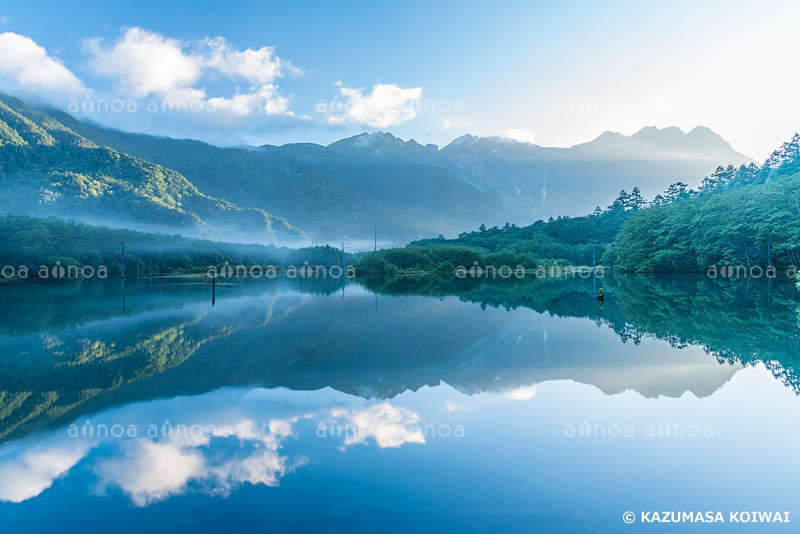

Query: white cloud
[85,28,203,100]
[207,450,292,493]
[0,388,313,506]
[442,117,467,130]
[92,416,301,506]
[94,440,204,506]
[444,401,468,413]
[504,128,537,145]
[507,385,537,401]
[210,417,292,448]
[207,84,291,116]
[0,445,88,503]
[326,83,423,128]
[90,414,302,506]
[84,27,299,117]
[0,32,85,95]
[0,389,423,507]
[332,403,426,448]
[202,36,301,84]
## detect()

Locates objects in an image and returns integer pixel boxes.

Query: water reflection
[0,386,433,506]
[1,275,797,443]
[1,362,798,533]
[1,275,800,532]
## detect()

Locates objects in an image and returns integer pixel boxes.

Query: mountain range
[0,96,302,243]
[0,94,752,245]
[438,126,751,218]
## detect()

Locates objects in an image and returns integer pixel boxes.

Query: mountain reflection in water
[0,275,798,533]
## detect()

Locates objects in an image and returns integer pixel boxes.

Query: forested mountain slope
[40,99,750,244]
[606,134,800,272]
[0,96,303,244]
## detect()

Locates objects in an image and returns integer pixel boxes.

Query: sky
[0,0,798,160]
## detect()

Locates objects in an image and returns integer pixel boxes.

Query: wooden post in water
[121,242,126,280]
[341,241,346,299]
[136,243,140,282]
[211,270,216,306]
[592,241,597,295]
[120,242,127,313]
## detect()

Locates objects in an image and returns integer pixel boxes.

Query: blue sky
[0,0,798,159]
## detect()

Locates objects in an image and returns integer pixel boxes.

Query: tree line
[359,133,800,274]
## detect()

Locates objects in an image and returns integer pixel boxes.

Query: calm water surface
[0,276,798,533]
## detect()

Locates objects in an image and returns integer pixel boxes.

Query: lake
[0,275,798,533]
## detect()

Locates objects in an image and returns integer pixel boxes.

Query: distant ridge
[566,126,751,160]
[442,125,750,160]
[6,94,755,243]
[438,126,752,221]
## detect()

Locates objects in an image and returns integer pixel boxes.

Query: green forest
[4,130,799,281]
[0,96,302,243]
[359,134,800,274]
[3,83,800,280]
[0,215,362,282]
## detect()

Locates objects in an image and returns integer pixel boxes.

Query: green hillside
[41,115,510,243]
[356,134,800,274]
[606,135,800,272]
[0,95,303,244]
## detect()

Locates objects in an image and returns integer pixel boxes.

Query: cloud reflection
[0,443,89,503]
[507,385,537,401]
[94,440,204,506]
[0,388,431,506]
[91,414,307,506]
[330,403,426,448]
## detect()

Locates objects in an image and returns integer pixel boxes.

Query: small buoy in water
[597,287,605,302]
